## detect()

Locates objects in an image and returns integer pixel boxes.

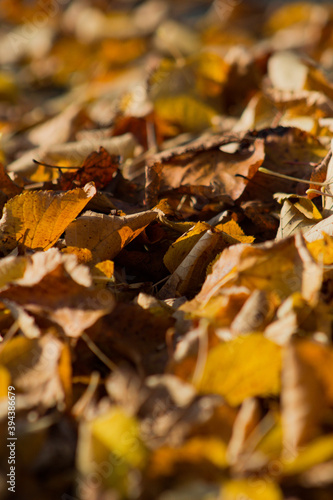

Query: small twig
[33,159,81,170]
[306,188,333,198]
[81,332,117,372]
[259,167,332,186]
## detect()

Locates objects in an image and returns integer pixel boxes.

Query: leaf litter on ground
[1,1,333,500]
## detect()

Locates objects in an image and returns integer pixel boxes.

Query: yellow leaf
[307,232,333,265]
[150,437,228,478]
[0,365,11,398]
[164,222,211,273]
[0,182,96,253]
[58,343,72,407]
[265,3,321,34]
[195,51,229,85]
[0,71,18,100]
[91,407,147,468]
[154,94,217,132]
[0,254,27,288]
[215,220,255,244]
[222,479,282,500]
[0,336,35,370]
[93,260,114,279]
[197,335,281,406]
[65,209,158,262]
[61,246,93,264]
[282,435,333,475]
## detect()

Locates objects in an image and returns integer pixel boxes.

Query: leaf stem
[258,167,330,186]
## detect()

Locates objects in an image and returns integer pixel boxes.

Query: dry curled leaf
[0,248,113,337]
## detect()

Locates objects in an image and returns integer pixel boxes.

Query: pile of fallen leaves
[1,1,333,499]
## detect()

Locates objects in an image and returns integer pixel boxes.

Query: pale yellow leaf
[277,197,322,239]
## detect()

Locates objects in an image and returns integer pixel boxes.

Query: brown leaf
[145,133,264,206]
[0,333,68,411]
[0,163,22,198]
[0,249,114,337]
[281,340,328,455]
[58,146,120,190]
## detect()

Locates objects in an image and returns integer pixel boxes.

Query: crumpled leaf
[276,194,322,239]
[145,134,265,206]
[160,219,254,300]
[0,182,96,253]
[0,333,68,412]
[281,339,333,454]
[304,215,333,242]
[7,133,137,175]
[265,293,331,345]
[194,234,322,307]
[0,248,114,337]
[0,163,22,198]
[65,208,159,262]
[246,127,327,201]
[159,229,223,299]
[227,398,261,465]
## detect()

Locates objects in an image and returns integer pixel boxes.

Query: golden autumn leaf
[196,334,282,406]
[282,434,333,476]
[0,182,96,253]
[215,220,255,244]
[3,2,333,499]
[65,209,159,262]
[91,407,147,468]
[149,436,228,479]
[194,234,322,307]
[77,407,148,495]
[307,232,333,264]
[0,365,11,398]
[154,94,217,132]
[222,479,282,500]
[163,222,212,274]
